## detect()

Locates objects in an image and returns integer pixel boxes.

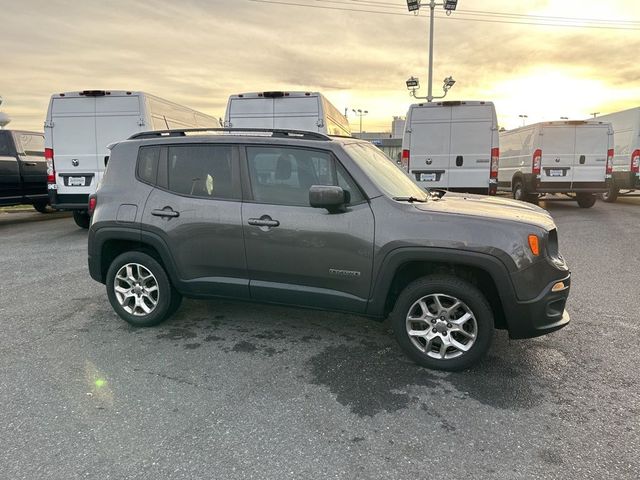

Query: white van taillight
[401,149,410,171]
[45,148,55,183]
[532,149,542,175]
[632,149,640,173]
[606,149,614,175]
[490,147,499,178]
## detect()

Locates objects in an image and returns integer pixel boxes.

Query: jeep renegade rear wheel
[106,252,181,327]
[390,275,493,371]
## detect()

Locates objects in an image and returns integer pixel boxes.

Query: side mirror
[309,185,350,213]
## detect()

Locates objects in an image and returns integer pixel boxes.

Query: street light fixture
[407,75,455,101]
[404,1,458,102]
[352,108,369,135]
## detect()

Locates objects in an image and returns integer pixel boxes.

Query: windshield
[345,142,428,201]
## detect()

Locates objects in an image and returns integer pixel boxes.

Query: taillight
[88,195,97,215]
[606,149,614,175]
[632,149,640,173]
[532,149,542,176]
[490,147,499,179]
[45,148,55,183]
[401,149,410,171]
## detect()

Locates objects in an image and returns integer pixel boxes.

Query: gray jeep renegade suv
[88,128,571,371]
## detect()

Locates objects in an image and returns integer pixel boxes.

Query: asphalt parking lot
[1,198,639,480]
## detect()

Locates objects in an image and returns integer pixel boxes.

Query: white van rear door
[95,95,141,185]
[448,105,493,188]
[273,96,320,132]
[228,97,274,129]
[409,107,451,188]
[573,125,608,185]
[51,97,97,195]
[541,126,575,185]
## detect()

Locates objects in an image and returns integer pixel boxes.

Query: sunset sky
[1,0,639,132]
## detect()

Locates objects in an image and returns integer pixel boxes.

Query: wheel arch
[368,248,516,330]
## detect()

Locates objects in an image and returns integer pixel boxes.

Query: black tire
[601,183,618,203]
[106,251,182,327]
[512,179,538,204]
[33,200,53,214]
[73,210,91,229]
[576,193,597,208]
[390,275,494,371]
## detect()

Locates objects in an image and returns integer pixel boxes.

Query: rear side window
[19,134,44,157]
[0,132,13,156]
[137,146,160,185]
[167,145,240,200]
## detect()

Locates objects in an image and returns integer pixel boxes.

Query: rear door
[273,96,320,132]
[140,144,249,298]
[573,124,608,186]
[51,97,97,196]
[408,106,451,189]
[540,125,574,187]
[95,95,142,186]
[227,97,274,129]
[15,133,46,196]
[448,105,493,189]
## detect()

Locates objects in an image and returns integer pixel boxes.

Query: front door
[140,144,249,299]
[241,145,375,313]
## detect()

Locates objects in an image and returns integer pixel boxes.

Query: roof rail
[128,128,331,141]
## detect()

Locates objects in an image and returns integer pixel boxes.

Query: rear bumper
[526,176,608,194]
[49,191,89,211]
[506,273,571,339]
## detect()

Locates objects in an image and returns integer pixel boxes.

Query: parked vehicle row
[400,101,616,208]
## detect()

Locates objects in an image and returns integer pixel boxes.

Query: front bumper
[506,273,571,339]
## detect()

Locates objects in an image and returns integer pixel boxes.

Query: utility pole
[405,1,458,102]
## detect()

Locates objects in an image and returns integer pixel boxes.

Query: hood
[414,192,556,231]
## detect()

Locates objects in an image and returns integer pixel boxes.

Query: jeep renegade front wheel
[390,275,493,371]
[106,252,182,327]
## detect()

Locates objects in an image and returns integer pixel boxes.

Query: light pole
[519,114,528,127]
[405,0,458,102]
[352,109,368,134]
[590,112,600,118]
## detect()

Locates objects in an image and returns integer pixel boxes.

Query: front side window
[246,146,364,206]
[167,145,239,200]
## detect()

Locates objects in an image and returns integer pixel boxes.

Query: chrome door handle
[151,208,179,218]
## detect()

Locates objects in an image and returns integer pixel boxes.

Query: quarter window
[137,146,160,185]
[246,146,364,206]
[167,145,239,199]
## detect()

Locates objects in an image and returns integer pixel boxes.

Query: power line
[248,1,640,30]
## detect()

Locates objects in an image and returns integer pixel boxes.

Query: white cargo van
[498,120,613,208]
[401,101,499,195]
[224,91,350,136]
[44,90,218,227]
[592,107,640,202]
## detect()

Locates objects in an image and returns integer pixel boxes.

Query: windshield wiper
[392,196,427,203]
